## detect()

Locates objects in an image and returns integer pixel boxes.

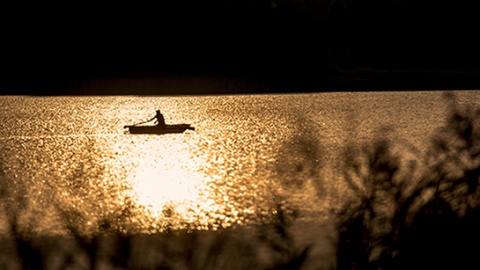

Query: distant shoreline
[3,68,479,96]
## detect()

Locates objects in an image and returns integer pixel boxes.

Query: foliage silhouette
[336,92,480,270]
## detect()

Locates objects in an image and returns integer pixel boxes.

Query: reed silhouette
[336,92,480,270]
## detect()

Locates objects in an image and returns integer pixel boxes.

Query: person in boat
[149,110,166,127]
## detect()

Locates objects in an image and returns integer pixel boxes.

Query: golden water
[1,91,478,234]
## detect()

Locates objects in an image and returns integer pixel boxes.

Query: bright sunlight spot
[124,137,214,223]
[131,164,200,217]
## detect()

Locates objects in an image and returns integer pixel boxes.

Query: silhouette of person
[149,110,166,127]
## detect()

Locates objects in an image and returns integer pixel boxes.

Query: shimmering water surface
[1,91,479,234]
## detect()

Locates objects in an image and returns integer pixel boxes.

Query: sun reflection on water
[122,135,217,230]
[130,164,201,217]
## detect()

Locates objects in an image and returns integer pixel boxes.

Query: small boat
[124,124,195,134]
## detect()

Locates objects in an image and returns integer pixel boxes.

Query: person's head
[156,110,161,114]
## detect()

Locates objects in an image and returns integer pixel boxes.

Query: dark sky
[2,0,480,95]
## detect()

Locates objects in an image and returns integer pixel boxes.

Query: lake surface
[1,91,479,235]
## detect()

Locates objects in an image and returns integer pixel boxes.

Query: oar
[124,118,153,128]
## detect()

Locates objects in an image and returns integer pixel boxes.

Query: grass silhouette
[336,92,480,270]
